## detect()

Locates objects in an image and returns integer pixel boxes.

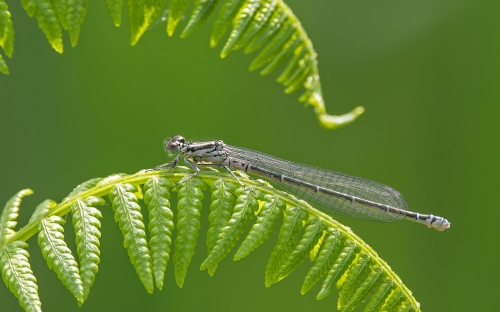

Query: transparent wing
[226,145,409,222]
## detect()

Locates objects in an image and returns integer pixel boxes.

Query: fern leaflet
[233,193,284,261]
[301,228,341,294]
[205,178,237,275]
[0,189,33,244]
[143,176,174,290]
[0,0,14,58]
[277,215,323,280]
[0,241,41,312]
[173,177,206,287]
[265,205,307,286]
[109,183,154,293]
[37,215,84,301]
[200,187,260,270]
[71,196,105,301]
[317,241,358,299]
[106,0,123,26]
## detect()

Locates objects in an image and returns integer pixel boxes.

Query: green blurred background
[1,0,498,311]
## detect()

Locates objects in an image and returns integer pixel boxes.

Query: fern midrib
[3,168,419,310]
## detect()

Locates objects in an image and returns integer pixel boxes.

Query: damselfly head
[164,135,186,154]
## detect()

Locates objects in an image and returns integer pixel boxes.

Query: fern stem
[3,168,419,310]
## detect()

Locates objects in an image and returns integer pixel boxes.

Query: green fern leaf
[109,183,154,293]
[106,0,122,26]
[232,0,276,50]
[167,0,188,36]
[380,287,404,312]
[181,0,219,39]
[38,215,84,301]
[63,177,103,202]
[173,177,206,287]
[233,193,284,261]
[259,33,299,75]
[71,196,105,301]
[276,44,305,82]
[309,229,326,262]
[205,178,237,275]
[243,8,284,53]
[395,300,413,312]
[277,215,323,280]
[200,187,260,270]
[31,0,64,53]
[0,52,7,74]
[301,228,341,294]
[210,0,244,48]
[0,241,41,312]
[337,252,371,308]
[0,0,14,57]
[21,0,36,17]
[220,0,261,57]
[66,0,88,46]
[265,205,307,287]
[249,21,293,70]
[341,265,383,312]
[316,241,357,299]
[364,277,394,312]
[0,189,33,244]
[52,0,69,29]
[143,176,174,290]
[29,199,57,223]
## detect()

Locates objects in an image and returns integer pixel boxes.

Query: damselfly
[155,135,450,231]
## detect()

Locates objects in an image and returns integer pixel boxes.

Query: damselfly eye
[164,135,185,154]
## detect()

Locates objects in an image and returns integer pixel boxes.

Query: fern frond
[181,0,219,38]
[27,0,64,53]
[106,0,123,26]
[0,189,33,244]
[200,187,260,270]
[109,183,154,293]
[0,169,422,311]
[301,228,341,294]
[143,176,174,290]
[71,196,105,301]
[205,178,237,275]
[317,241,357,300]
[167,0,189,36]
[233,193,283,261]
[173,177,206,287]
[0,0,14,57]
[37,215,84,301]
[277,215,323,280]
[0,241,41,312]
[265,205,307,286]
